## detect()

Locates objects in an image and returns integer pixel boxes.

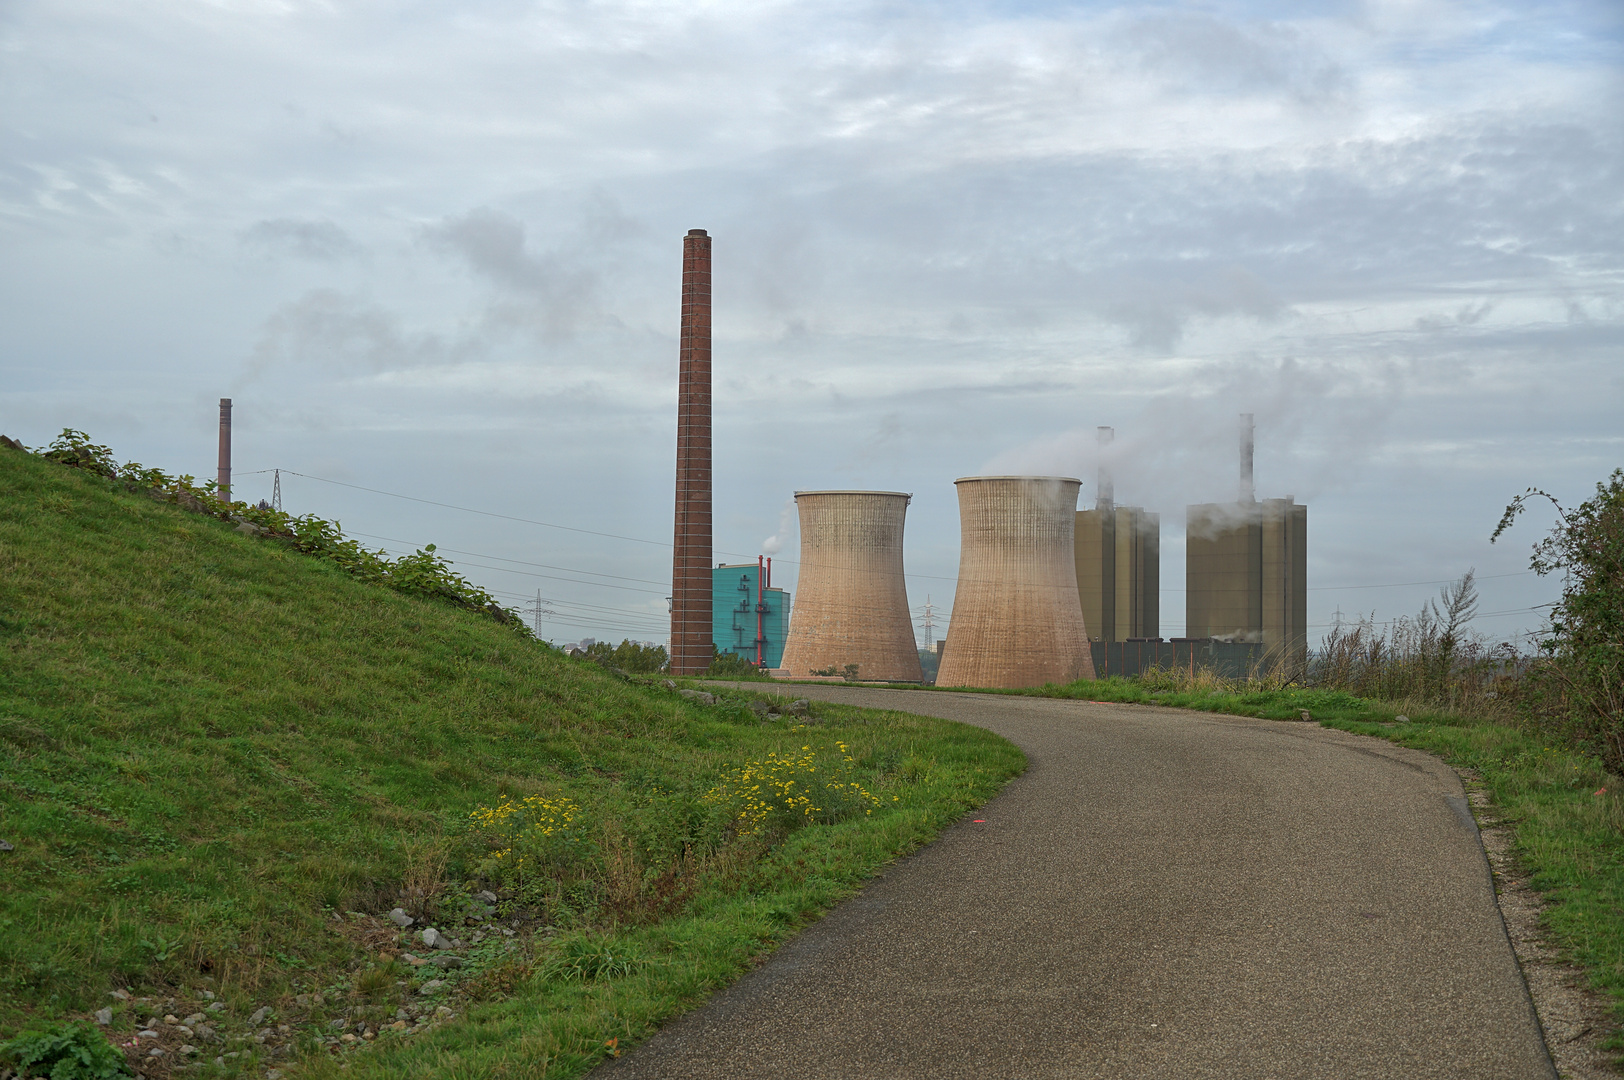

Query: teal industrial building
[712,560,791,669]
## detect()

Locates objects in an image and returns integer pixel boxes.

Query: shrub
[583,639,669,674]
[1495,469,1624,769]
[703,648,770,680]
[0,1021,132,1079]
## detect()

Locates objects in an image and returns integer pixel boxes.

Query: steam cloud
[761,499,796,555]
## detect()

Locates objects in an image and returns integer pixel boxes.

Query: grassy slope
[974,674,1624,1053]
[0,449,1023,1076]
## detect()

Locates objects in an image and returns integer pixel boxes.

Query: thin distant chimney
[669,230,713,675]
[1239,412,1255,504]
[217,398,232,500]
[1096,426,1114,510]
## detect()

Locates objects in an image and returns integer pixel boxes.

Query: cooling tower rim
[793,489,913,499]
[953,475,1083,485]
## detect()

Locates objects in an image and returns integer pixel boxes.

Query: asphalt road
[597,686,1554,1080]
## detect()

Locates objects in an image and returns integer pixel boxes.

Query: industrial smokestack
[1239,412,1255,504]
[217,398,232,500]
[935,476,1096,689]
[669,230,713,675]
[779,491,922,682]
[1096,426,1114,510]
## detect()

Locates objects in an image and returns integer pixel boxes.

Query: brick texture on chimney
[669,230,713,674]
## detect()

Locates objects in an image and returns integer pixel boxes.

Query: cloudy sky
[3,0,1620,650]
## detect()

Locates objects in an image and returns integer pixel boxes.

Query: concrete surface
[596,687,1554,1079]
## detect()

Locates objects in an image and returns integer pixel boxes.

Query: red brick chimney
[669,230,713,674]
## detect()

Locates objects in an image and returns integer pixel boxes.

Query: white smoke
[974,356,1405,525]
[761,498,796,555]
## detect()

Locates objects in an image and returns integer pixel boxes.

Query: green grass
[0,447,1023,1077]
[980,672,1624,1053]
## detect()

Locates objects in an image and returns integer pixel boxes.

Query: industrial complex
[1184,414,1309,667]
[661,231,1308,685]
[712,558,790,669]
[1075,426,1160,644]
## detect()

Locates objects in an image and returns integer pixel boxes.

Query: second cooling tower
[780,491,923,682]
[937,476,1096,689]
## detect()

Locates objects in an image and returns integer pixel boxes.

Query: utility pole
[915,595,939,649]
[524,591,556,635]
[271,468,282,512]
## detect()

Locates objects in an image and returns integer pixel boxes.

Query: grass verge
[0,446,1023,1078]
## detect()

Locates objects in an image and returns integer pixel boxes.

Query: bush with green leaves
[0,1021,132,1080]
[1496,469,1624,770]
[583,639,669,674]
[703,647,771,680]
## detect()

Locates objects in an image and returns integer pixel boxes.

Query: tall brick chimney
[217,398,233,500]
[669,229,713,674]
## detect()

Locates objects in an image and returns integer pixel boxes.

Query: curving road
[598,687,1554,1079]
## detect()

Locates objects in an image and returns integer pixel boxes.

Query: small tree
[1494,469,1624,769]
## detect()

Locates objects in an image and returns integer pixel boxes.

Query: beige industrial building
[1185,415,1307,666]
[936,476,1096,689]
[779,490,923,682]
[1075,428,1159,642]
[1076,505,1160,641]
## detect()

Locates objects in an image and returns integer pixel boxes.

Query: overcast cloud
[3,0,1620,647]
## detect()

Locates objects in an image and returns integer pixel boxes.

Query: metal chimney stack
[217,398,232,500]
[1096,425,1114,510]
[669,230,713,674]
[1239,412,1255,504]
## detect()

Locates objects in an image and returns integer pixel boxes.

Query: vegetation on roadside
[0,440,1023,1078]
[1495,469,1624,771]
[577,639,668,675]
[701,648,773,681]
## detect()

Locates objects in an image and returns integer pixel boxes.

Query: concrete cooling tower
[936,476,1096,689]
[779,491,924,683]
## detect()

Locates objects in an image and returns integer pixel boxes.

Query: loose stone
[94,1007,113,1025]
[388,907,415,928]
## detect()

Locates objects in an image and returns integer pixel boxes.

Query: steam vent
[936,476,1096,689]
[779,491,923,683]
